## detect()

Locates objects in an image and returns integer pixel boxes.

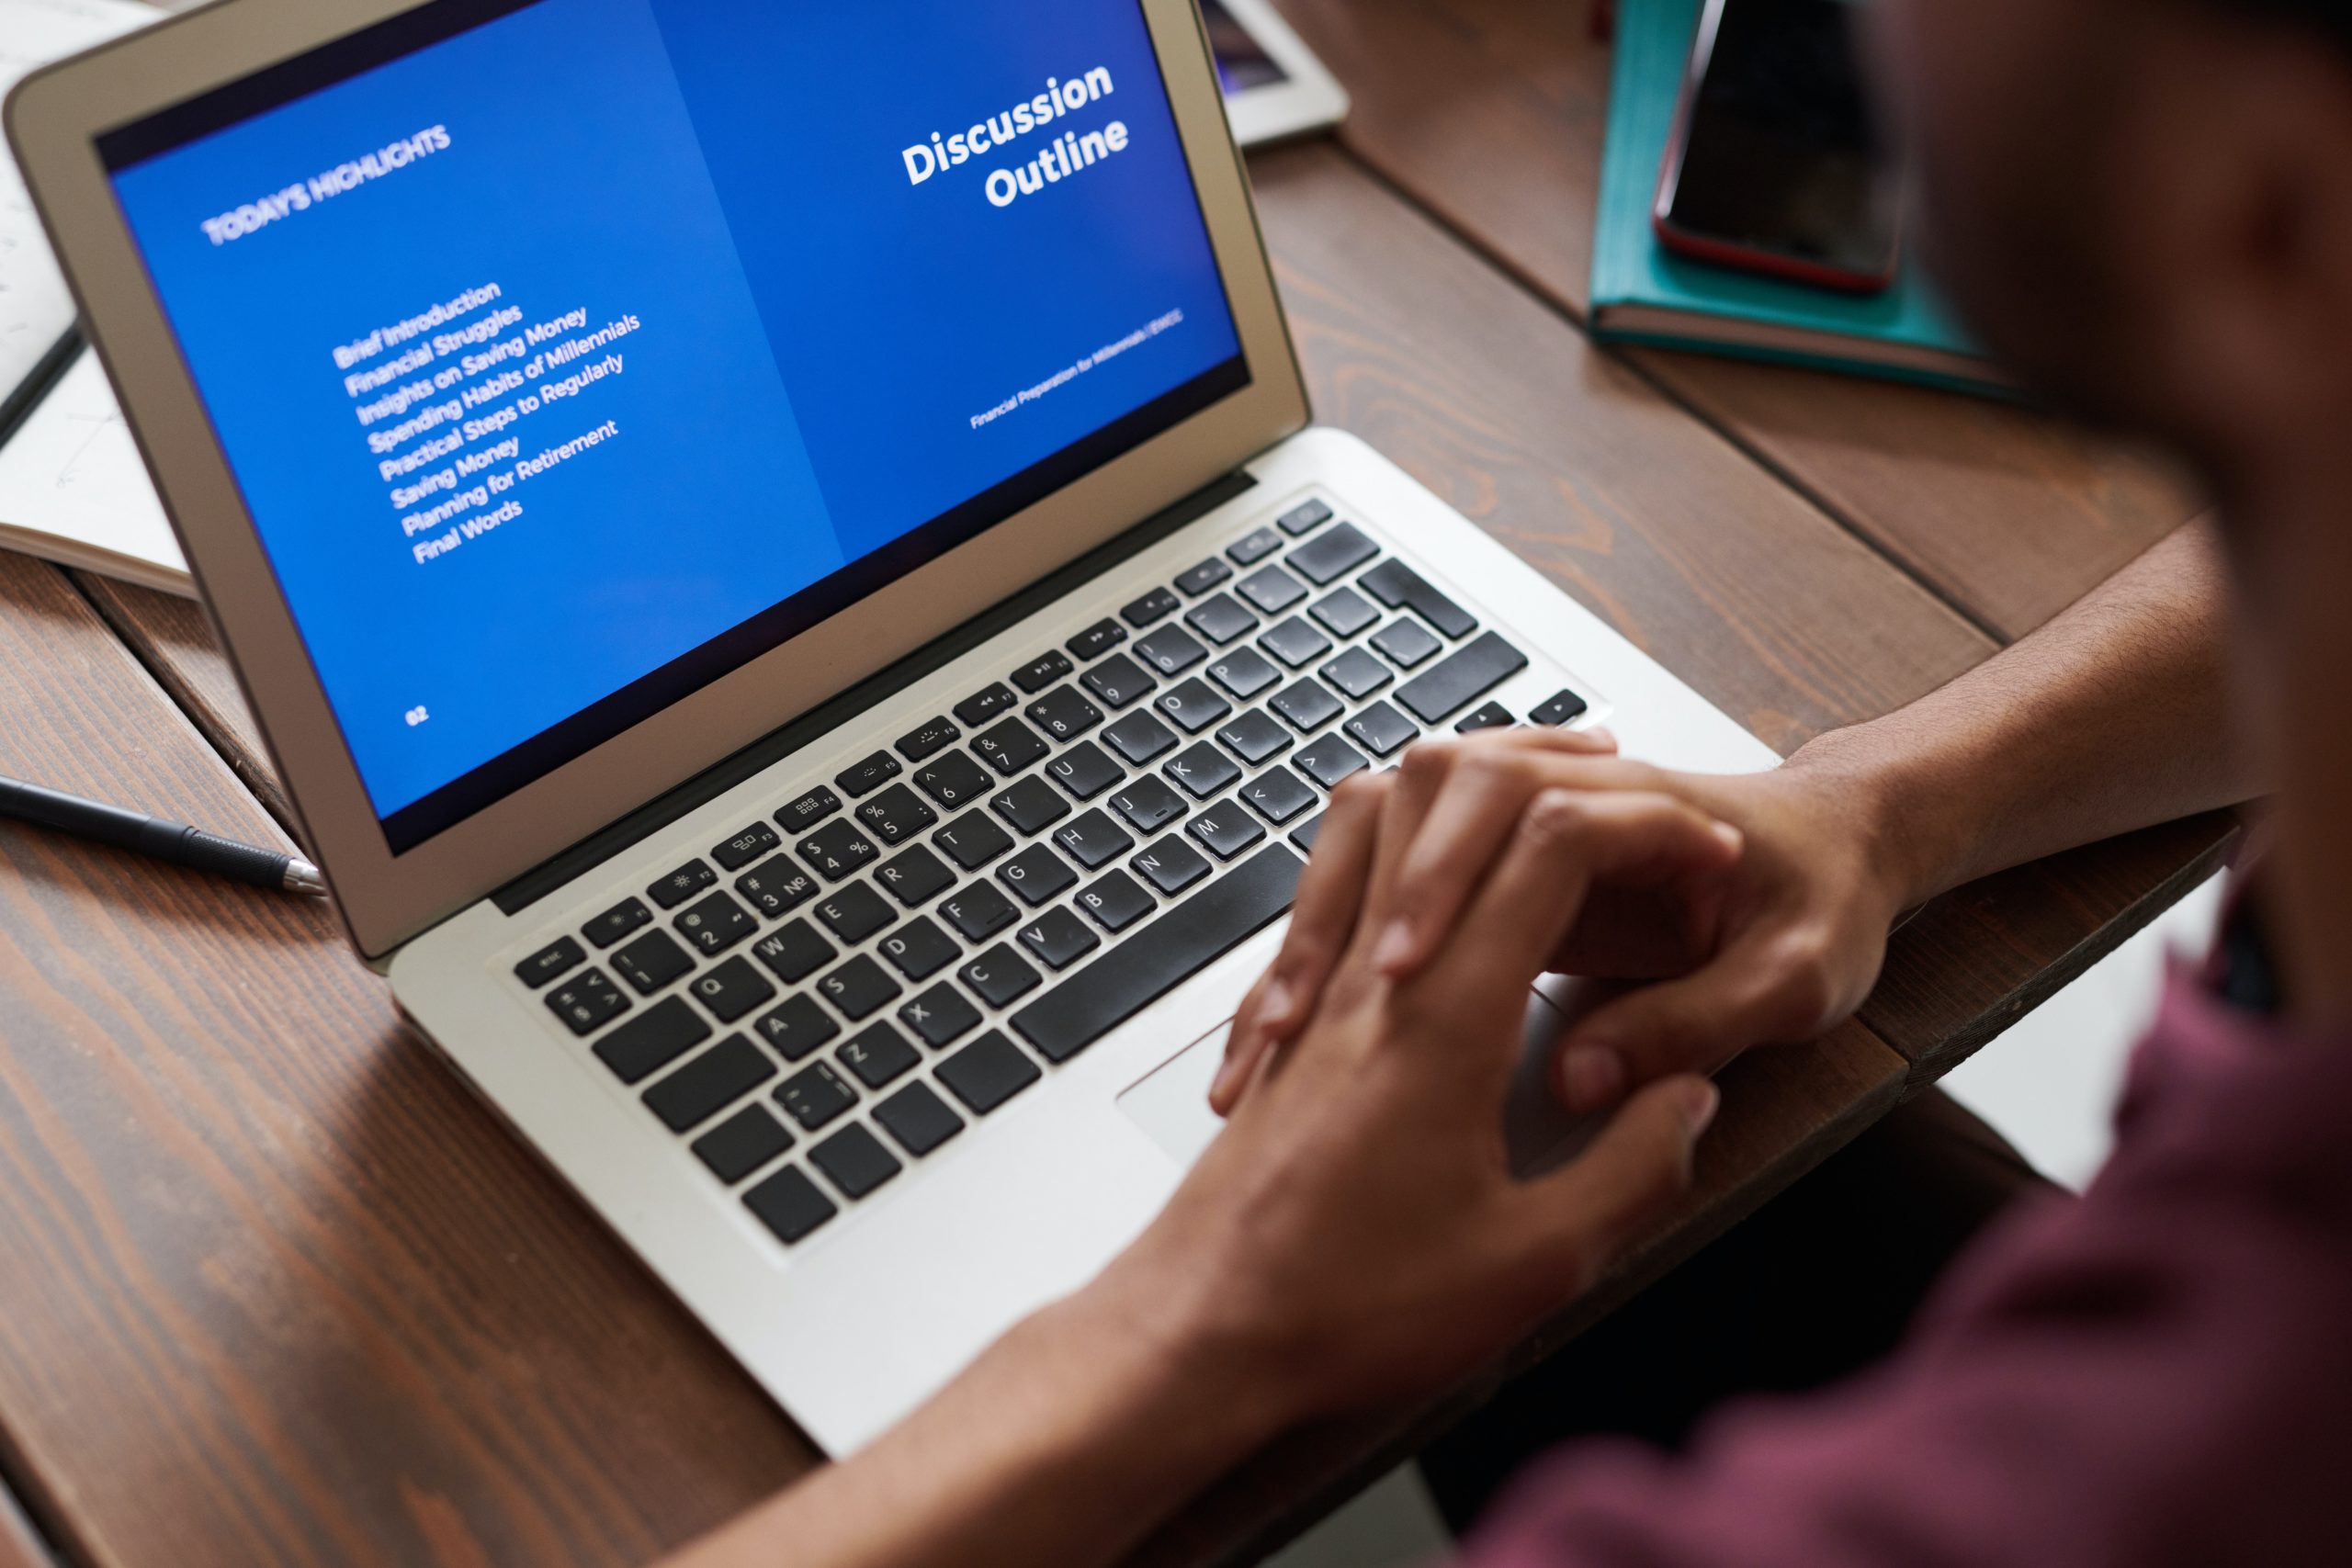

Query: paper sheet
[0,348,186,590]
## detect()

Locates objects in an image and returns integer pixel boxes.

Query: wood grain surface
[0,1484,52,1568]
[1269,0,2204,640]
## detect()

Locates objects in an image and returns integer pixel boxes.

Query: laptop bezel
[6,0,1308,961]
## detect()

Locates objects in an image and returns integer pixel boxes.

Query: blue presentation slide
[107,0,1241,825]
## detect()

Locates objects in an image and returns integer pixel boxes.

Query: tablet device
[1203,0,1348,147]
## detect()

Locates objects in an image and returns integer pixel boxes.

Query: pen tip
[285,857,328,897]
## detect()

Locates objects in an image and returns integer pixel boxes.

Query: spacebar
[1011,844,1304,1063]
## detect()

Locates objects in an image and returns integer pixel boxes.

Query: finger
[1553,936,1841,1113]
[1349,738,1464,944]
[1509,1074,1720,1291]
[1208,772,1390,1113]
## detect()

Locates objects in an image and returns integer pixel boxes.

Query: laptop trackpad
[1116,980,1608,1174]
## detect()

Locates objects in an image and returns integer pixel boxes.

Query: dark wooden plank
[1269,0,2203,641]
[0,1482,53,1568]
[0,550,815,1568]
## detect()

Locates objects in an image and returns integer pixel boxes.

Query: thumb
[1552,942,1813,1113]
[1509,1074,1719,1291]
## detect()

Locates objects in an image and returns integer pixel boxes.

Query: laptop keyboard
[510,496,1590,1249]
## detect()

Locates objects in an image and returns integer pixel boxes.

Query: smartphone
[1653,0,1903,294]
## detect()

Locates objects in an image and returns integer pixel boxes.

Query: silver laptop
[9,0,1772,1454]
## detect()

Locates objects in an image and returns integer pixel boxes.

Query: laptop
[8,0,1773,1455]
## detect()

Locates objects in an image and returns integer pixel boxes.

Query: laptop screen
[96,0,1248,852]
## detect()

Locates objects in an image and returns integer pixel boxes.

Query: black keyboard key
[750,919,835,985]
[1289,811,1326,852]
[1345,701,1419,759]
[1121,586,1180,627]
[1135,625,1208,676]
[798,818,881,881]
[1228,525,1283,565]
[752,994,839,1061]
[817,953,902,1020]
[1456,700,1515,733]
[935,808,1015,870]
[834,750,902,799]
[1278,498,1333,536]
[582,897,652,949]
[1289,522,1378,585]
[1018,906,1102,970]
[1371,618,1442,669]
[990,773,1070,835]
[1295,735,1371,789]
[1530,687,1591,727]
[712,821,780,872]
[1012,845,1303,1062]
[735,856,820,918]
[1360,558,1480,639]
[674,890,757,956]
[694,1104,794,1183]
[1109,774,1189,835]
[973,716,1050,775]
[1165,740,1242,799]
[745,1165,836,1245]
[1011,649,1074,694]
[1396,631,1532,725]
[1320,647,1394,701]
[1206,645,1282,701]
[836,1021,921,1089]
[646,1034,776,1133]
[1045,739,1124,801]
[877,916,961,981]
[811,1122,902,1199]
[1184,592,1260,646]
[1260,616,1333,669]
[1240,766,1317,824]
[1237,564,1308,615]
[1067,618,1127,660]
[1132,835,1212,895]
[815,882,895,944]
[1051,808,1136,870]
[961,944,1044,1007]
[777,1060,858,1131]
[515,936,584,989]
[895,715,961,762]
[940,881,1020,942]
[1309,586,1379,638]
[1271,678,1345,733]
[649,859,718,909]
[1154,677,1232,734]
[613,928,695,995]
[548,967,632,1037]
[899,981,983,1047]
[913,748,993,808]
[1187,798,1269,860]
[777,785,842,835]
[1076,868,1155,932]
[955,682,1019,728]
[1216,709,1294,766]
[1103,710,1179,765]
[997,842,1079,905]
[875,1080,965,1157]
[854,783,937,847]
[937,1032,1042,1114]
[1025,684,1103,742]
[686,954,776,1023]
[1174,558,1232,596]
[876,843,955,908]
[591,995,707,1082]
[1080,651,1158,709]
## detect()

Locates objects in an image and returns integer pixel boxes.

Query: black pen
[0,773,325,896]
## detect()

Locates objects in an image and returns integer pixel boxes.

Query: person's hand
[1087,769,1727,1421]
[1213,729,1911,1120]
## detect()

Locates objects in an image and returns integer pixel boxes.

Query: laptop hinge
[491,467,1259,916]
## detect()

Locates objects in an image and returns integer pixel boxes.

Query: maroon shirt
[1469,963,2352,1565]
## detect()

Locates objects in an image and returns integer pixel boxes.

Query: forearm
[1789,520,2251,909]
[660,1281,1283,1568]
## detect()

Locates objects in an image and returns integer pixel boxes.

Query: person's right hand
[1212,729,1915,1119]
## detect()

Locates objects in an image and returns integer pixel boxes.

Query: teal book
[1590,0,2003,394]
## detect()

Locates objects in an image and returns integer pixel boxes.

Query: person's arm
[1216,519,2253,1114]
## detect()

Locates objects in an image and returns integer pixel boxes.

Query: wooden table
[0,3,2238,1564]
